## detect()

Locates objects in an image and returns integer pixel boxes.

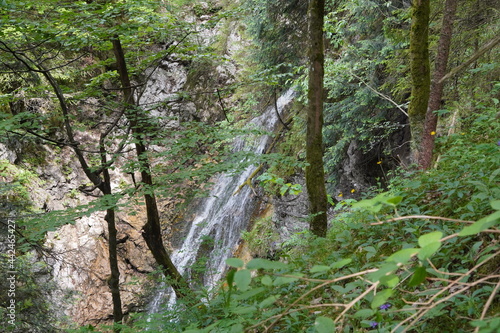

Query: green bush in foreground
[132,98,499,333]
[74,87,499,333]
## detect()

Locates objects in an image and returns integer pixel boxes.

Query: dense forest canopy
[1,0,499,332]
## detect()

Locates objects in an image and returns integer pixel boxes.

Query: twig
[370,215,475,225]
[372,216,500,234]
[427,258,467,277]
[334,282,379,323]
[393,250,500,332]
[274,89,289,130]
[427,275,500,286]
[397,275,499,333]
[248,269,377,332]
[351,72,409,117]
[217,88,230,122]
[474,280,500,333]
[258,303,346,324]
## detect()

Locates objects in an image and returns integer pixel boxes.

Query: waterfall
[147,88,295,313]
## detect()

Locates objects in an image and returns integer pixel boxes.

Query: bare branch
[474,280,500,333]
[439,34,500,84]
[351,72,409,117]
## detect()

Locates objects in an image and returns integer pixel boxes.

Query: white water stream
[148,88,295,313]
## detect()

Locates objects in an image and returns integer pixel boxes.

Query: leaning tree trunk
[306,0,328,238]
[408,0,431,163]
[419,0,458,169]
[37,66,124,326]
[111,37,191,299]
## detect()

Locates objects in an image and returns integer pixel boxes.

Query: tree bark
[306,0,328,238]
[408,0,431,163]
[103,207,123,325]
[45,67,124,327]
[15,50,125,325]
[419,0,457,169]
[111,37,190,299]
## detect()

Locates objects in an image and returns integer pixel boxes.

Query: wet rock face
[238,174,309,261]
[0,102,160,326]
[1,7,244,326]
[0,143,17,163]
[272,174,309,245]
[44,208,157,326]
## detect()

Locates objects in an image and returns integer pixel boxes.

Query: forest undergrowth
[96,83,500,333]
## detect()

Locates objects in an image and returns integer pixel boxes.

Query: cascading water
[147,88,295,313]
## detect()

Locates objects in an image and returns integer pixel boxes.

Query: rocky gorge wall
[0,2,244,326]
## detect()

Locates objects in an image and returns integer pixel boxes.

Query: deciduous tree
[111,37,190,298]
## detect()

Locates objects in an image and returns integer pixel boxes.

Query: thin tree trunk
[111,37,190,298]
[100,137,123,326]
[408,0,431,163]
[419,0,458,169]
[38,61,124,325]
[306,0,328,238]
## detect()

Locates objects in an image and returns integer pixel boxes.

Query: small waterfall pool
[148,88,295,314]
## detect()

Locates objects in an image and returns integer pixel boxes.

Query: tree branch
[438,34,500,84]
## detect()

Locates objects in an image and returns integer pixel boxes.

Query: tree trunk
[41,65,124,325]
[100,141,123,326]
[103,206,123,326]
[306,0,328,238]
[111,37,190,299]
[419,0,457,169]
[408,0,431,163]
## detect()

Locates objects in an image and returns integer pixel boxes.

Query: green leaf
[489,169,500,183]
[280,184,289,196]
[352,198,379,212]
[289,184,302,195]
[310,265,331,273]
[233,287,265,301]
[418,231,443,248]
[368,263,398,283]
[226,269,235,290]
[330,258,352,269]
[226,258,244,268]
[234,269,252,291]
[371,289,393,309]
[261,275,273,286]
[418,242,442,260]
[351,197,375,208]
[246,258,288,270]
[490,200,500,211]
[231,305,257,315]
[314,316,335,333]
[273,274,301,286]
[259,295,280,308]
[352,192,402,212]
[386,196,403,206]
[230,324,244,333]
[386,248,420,265]
[459,210,500,236]
[408,266,427,287]
[379,274,399,288]
[353,309,374,319]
